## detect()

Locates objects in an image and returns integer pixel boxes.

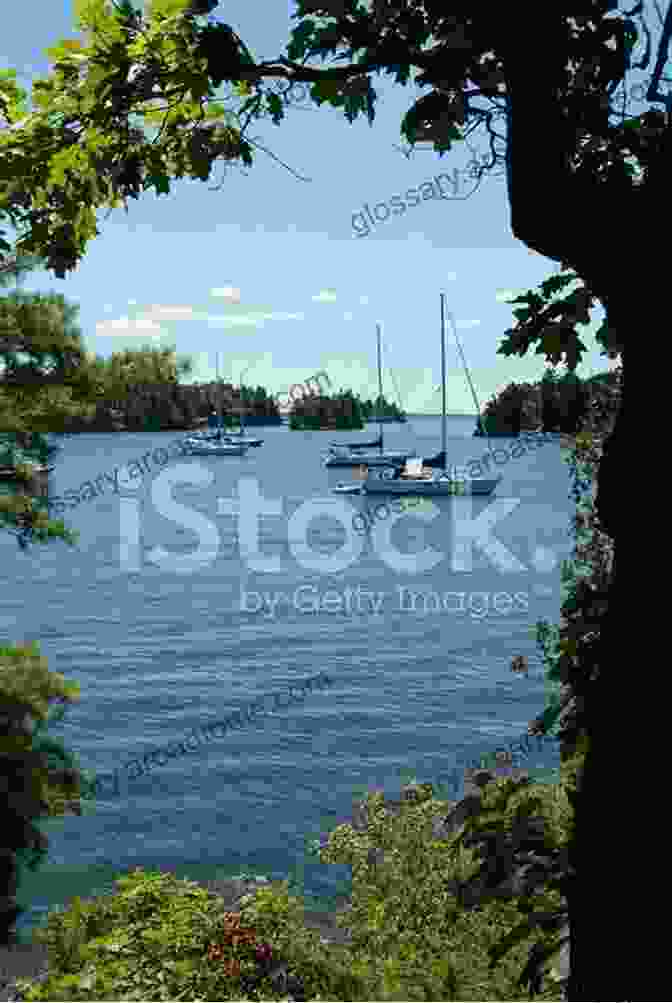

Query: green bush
[15,867,350,1001]
[16,776,572,1001]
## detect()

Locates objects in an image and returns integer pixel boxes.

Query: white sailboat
[324,324,417,468]
[183,437,250,457]
[187,418,263,449]
[184,356,262,451]
[361,295,502,496]
[216,395,264,447]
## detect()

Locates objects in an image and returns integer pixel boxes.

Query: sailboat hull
[188,430,263,447]
[363,471,502,496]
[324,451,412,468]
[329,434,383,450]
[184,440,249,456]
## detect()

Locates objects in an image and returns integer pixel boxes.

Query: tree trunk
[567,280,643,1000]
[497,18,649,992]
[567,410,623,1000]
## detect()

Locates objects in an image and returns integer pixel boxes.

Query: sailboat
[216,393,264,447]
[324,324,417,468]
[187,424,264,449]
[183,432,250,456]
[329,431,383,451]
[184,357,263,449]
[361,295,502,496]
[188,412,264,448]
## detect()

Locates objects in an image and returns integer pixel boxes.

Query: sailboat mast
[376,322,383,454]
[440,294,447,471]
[216,351,222,433]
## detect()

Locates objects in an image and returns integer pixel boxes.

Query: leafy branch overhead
[0,0,639,370]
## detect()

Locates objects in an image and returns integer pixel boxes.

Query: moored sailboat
[324,325,417,468]
[187,404,263,447]
[183,437,250,456]
[359,295,501,497]
[187,426,263,448]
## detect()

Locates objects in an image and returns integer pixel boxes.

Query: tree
[75,343,196,430]
[84,343,195,403]
[0,641,87,944]
[540,368,561,433]
[0,0,656,993]
[0,289,104,544]
[0,249,102,945]
[558,371,589,435]
[479,381,527,434]
[0,241,60,457]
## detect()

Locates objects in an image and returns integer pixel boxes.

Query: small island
[288,391,406,430]
[474,367,621,437]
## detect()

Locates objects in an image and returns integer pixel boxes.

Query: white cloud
[95,300,305,340]
[205,311,304,329]
[95,315,164,337]
[445,272,458,282]
[127,299,138,306]
[136,305,198,321]
[343,311,354,322]
[359,295,370,306]
[211,286,241,302]
[312,289,337,303]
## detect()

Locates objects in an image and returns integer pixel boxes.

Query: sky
[0,0,628,415]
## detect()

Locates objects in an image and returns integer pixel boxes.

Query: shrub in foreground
[15,774,571,1001]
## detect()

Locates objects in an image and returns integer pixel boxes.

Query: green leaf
[145,172,171,194]
[266,92,285,124]
[286,19,318,62]
[309,77,347,106]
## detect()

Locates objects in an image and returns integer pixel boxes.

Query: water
[0,416,572,941]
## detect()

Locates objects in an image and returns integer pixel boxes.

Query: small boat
[196,385,264,447]
[188,429,264,447]
[183,438,249,457]
[332,482,365,495]
[221,432,264,447]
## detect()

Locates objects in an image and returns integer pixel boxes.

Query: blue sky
[2,0,623,414]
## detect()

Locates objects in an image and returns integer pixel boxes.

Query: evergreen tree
[0,246,97,945]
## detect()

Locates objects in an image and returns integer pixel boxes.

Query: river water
[0,416,572,940]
